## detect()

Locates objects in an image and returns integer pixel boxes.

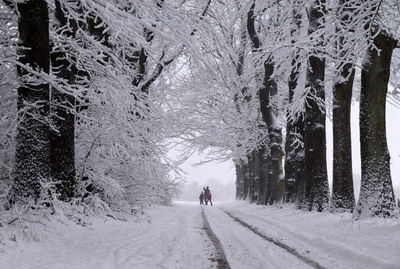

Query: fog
[170,102,400,202]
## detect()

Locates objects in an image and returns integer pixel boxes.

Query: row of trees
[0,0,214,213]
[171,0,399,218]
[0,0,398,219]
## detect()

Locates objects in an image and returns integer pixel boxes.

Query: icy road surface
[1,201,399,269]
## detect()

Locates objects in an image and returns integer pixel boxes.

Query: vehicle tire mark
[202,208,231,269]
[221,209,327,269]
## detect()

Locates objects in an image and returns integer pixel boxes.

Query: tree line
[0,0,211,213]
[167,0,399,218]
[230,0,398,218]
[0,0,399,219]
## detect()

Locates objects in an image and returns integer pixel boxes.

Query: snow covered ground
[0,202,217,269]
[0,201,399,269]
[217,202,400,269]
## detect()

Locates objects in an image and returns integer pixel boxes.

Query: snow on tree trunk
[257,146,268,204]
[354,32,396,218]
[234,158,246,200]
[247,152,258,203]
[242,158,250,201]
[261,61,284,205]
[252,149,262,203]
[284,2,304,205]
[303,0,329,212]
[285,58,305,204]
[247,2,284,205]
[49,0,78,200]
[13,0,50,201]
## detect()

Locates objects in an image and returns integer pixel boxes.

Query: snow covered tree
[284,0,305,205]
[247,1,284,205]
[303,0,329,211]
[49,0,80,200]
[355,32,397,218]
[331,0,356,212]
[0,3,17,205]
[12,0,51,201]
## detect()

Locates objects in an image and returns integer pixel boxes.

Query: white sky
[170,101,400,199]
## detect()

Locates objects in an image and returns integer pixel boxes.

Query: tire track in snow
[221,209,327,269]
[202,208,231,269]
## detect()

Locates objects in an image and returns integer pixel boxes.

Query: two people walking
[199,186,213,206]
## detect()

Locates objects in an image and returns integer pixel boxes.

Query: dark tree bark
[303,0,329,211]
[331,0,356,212]
[13,0,50,200]
[332,63,355,211]
[242,158,250,200]
[261,61,285,205]
[284,1,304,204]
[231,10,253,202]
[49,0,79,200]
[247,152,257,202]
[251,149,262,203]
[234,158,246,200]
[354,33,397,218]
[247,2,284,205]
[257,146,268,204]
[285,59,305,204]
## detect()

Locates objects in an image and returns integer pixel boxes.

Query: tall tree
[242,158,250,200]
[284,0,305,205]
[12,0,50,201]
[331,0,356,212]
[354,31,397,218]
[247,1,284,205]
[49,0,79,200]
[234,158,245,199]
[303,0,329,211]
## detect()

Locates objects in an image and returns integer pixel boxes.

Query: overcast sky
[170,102,400,201]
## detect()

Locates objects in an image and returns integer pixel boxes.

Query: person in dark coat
[199,191,204,205]
[204,186,210,205]
[207,191,213,206]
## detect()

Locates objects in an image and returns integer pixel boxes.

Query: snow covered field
[0,201,399,269]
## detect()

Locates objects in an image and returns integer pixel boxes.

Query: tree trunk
[247,2,284,205]
[332,62,355,211]
[242,158,250,200]
[303,0,329,211]
[247,152,257,203]
[285,58,305,204]
[261,62,284,205]
[234,158,245,200]
[354,33,397,218]
[13,0,50,201]
[257,146,268,204]
[284,0,304,205]
[49,0,78,200]
[331,0,356,212]
[252,149,262,203]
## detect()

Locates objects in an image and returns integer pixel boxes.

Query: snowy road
[1,201,399,269]
[218,202,400,269]
[0,203,219,269]
[203,206,316,269]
